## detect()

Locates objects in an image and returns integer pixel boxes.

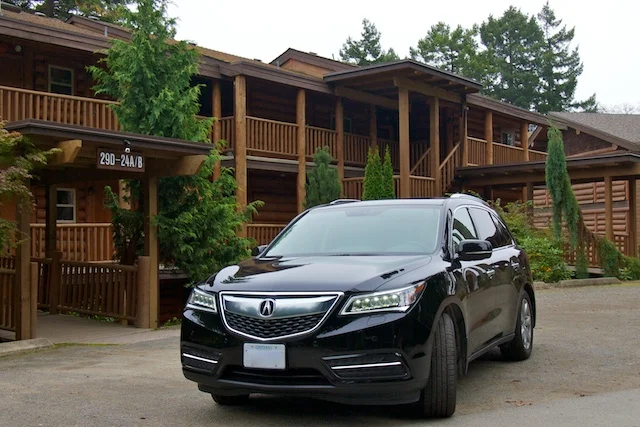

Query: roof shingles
[550,112,640,144]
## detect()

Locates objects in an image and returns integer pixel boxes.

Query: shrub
[304,146,341,208]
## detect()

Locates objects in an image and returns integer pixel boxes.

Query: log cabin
[1,3,637,265]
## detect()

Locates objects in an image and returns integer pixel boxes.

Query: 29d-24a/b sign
[96,148,145,172]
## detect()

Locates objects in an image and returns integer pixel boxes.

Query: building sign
[96,148,145,172]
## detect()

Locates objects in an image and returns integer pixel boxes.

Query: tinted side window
[491,213,513,247]
[469,207,503,248]
[452,207,477,250]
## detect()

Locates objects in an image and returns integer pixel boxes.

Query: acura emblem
[259,298,276,317]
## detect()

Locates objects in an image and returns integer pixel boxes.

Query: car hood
[208,255,433,293]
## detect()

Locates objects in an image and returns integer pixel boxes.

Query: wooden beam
[212,79,222,180]
[334,86,398,111]
[44,185,57,256]
[485,111,493,165]
[521,122,529,161]
[628,178,637,257]
[52,139,82,165]
[369,105,377,148]
[460,102,468,166]
[143,176,159,329]
[234,75,248,228]
[398,87,410,198]
[336,98,345,195]
[154,155,209,177]
[430,97,441,194]
[393,76,462,104]
[605,176,614,241]
[296,89,306,212]
[446,109,454,153]
[14,195,32,340]
[528,124,543,145]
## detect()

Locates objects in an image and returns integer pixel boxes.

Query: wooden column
[521,122,530,161]
[15,196,33,340]
[335,98,345,193]
[212,80,222,180]
[485,111,493,165]
[143,176,159,329]
[45,185,62,315]
[398,87,410,198]
[605,176,614,241]
[446,110,454,154]
[460,102,468,166]
[296,89,306,212]
[628,178,637,257]
[429,97,441,195]
[234,75,248,236]
[369,105,377,148]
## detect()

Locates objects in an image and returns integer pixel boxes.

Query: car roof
[312,194,489,211]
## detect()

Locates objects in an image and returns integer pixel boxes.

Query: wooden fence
[247,224,286,246]
[31,223,114,262]
[0,267,15,331]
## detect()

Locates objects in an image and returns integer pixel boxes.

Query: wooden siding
[248,170,297,224]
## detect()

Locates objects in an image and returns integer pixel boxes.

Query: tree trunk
[44,0,55,17]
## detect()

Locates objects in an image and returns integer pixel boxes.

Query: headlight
[186,288,217,313]
[340,283,425,315]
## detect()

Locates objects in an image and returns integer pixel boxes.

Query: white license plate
[243,343,286,370]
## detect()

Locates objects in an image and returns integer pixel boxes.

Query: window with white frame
[56,188,76,222]
[48,65,74,95]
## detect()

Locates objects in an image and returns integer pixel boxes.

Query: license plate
[243,343,286,370]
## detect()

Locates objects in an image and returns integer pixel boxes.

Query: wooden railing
[529,149,548,162]
[33,257,53,310]
[342,175,434,199]
[247,116,298,157]
[58,261,138,321]
[493,144,525,164]
[219,117,235,151]
[306,126,337,159]
[409,175,436,198]
[467,137,487,166]
[0,267,15,331]
[343,177,364,199]
[439,142,462,194]
[247,224,286,246]
[379,139,400,170]
[31,223,114,262]
[410,146,431,177]
[0,85,119,131]
[344,133,370,165]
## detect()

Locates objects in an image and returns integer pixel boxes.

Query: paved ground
[0,283,639,426]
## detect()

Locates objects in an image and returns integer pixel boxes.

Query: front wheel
[211,394,250,406]
[417,312,457,418]
[500,292,534,361]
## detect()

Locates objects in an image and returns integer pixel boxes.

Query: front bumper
[180,307,434,406]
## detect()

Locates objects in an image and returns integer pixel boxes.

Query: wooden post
[429,97,441,195]
[369,105,377,148]
[398,87,410,198]
[336,98,345,194]
[143,176,159,329]
[460,102,468,166]
[521,122,530,161]
[234,75,248,236]
[628,178,637,257]
[485,111,493,165]
[446,109,454,154]
[30,261,38,336]
[44,185,57,256]
[212,80,222,180]
[48,251,62,315]
[135,256,150,329]
[605,176,614,241]
[15,197,32,340]
[296,89,306,212]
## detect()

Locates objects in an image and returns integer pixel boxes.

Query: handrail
[246,116,297,126]
[410,147,431,175]
[0,85,117,105]
[306,124,337,133]
[439,142,462,170]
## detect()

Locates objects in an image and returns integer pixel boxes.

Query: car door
[450,206,497,353]
[468,207,518,340]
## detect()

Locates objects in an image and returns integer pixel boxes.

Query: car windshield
[263,204,442,257]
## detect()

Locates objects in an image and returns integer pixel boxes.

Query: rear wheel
[211,394,250,405]
[500,292,533,361]
[418,312,457,418]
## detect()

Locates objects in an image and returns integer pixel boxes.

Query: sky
[167,0,640,108]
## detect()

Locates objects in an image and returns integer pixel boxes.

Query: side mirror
[457,240,492,261]
[251,245,268,257]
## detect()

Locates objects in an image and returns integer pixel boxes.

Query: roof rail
[329,199,361,205]
[449,193,489,205]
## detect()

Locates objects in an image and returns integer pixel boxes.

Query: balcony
[467,137,548,166]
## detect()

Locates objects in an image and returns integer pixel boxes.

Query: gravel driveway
[0,283,639,426]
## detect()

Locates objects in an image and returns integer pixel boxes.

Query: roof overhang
[455,152,640,187]
[548,112,638,152]
[270,48,358,72]
[467,94,565,128]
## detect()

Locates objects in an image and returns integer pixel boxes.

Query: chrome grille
[219,292,342,341]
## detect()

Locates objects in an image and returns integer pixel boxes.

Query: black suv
[180,194,535,418]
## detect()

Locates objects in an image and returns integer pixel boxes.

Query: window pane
[265,205,441,257]
[491,214,513,247]
[469,208,502,248]
[57,206,74,221]
[452,208,477,249]
[50,84,73,95]
[57,190,74,205]
[50,67,73,85]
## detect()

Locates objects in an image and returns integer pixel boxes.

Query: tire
[500,292,534,361]
[211,394,250,406]
[418,312,457,418]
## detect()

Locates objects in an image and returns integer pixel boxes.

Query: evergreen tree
[362,145,383,200]
[304,147,341,208]
[409,22,484,82]
[381,145,395,199]
[339,19,400,66]
[536,1,596,113]
[89,0,260,281]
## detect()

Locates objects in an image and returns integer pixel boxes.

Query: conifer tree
[381,145,395,199]
[362,145,383,200]
[304,147,341,208]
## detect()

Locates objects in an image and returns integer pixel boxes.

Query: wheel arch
[523,282,536,328]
